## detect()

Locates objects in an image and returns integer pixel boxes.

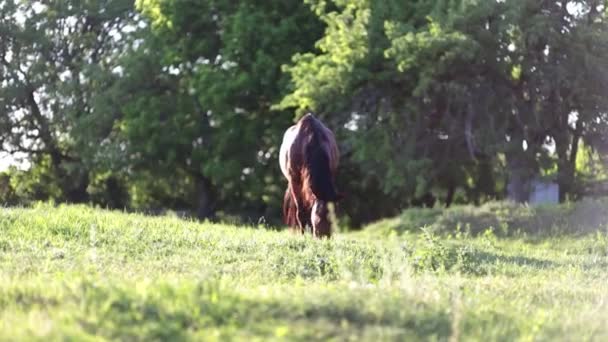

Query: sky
[0,153,28,172]
[0,155,13,172]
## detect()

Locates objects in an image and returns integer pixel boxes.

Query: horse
[279,113,340,238]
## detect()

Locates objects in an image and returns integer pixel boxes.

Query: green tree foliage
[1,0,607,227]
[0,0,135,203]
[104,0,323,219]
[281,0,608,215]
[280,1,509,215]
[504,0,608,201]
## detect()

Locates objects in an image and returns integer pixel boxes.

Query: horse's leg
[301,206,312,234]
[283,185,297,227]
[299,196,312,233]
[289,181,306,233]
[311,200,331,238]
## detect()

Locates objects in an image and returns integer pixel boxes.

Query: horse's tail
[301,115,340,202]
[283,185,298,226]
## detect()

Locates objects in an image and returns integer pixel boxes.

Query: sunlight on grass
[0,203,607,340]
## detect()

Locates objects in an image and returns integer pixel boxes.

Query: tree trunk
[65,171,90,203]
[555,129,580,202]
[195,175,216,220]
[506,171,529,203]
[27,88,90,203]
[105,176,128,209]
[506,149,533,203]
[48,149,90,203]
[474,154,495,204]
[445,185,455,208]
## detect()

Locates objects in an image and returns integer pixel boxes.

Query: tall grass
[363,198,608,237]
[0,202,607,340]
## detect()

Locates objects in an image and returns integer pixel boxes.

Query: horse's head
[311,200,331,238]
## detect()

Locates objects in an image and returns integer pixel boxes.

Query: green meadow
[1,201,607,341]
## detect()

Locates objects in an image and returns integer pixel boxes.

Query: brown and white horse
[279,113,340,237]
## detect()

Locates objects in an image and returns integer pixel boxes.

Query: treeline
[1,0,607,227]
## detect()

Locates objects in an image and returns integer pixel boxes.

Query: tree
[0,0,135,203]
[281,0,608,218]
[503,0,608,201]
[102,0,324,219]
[280,0,508,215]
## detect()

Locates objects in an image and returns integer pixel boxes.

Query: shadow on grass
[6,279,455,340]
[469,250,557,271]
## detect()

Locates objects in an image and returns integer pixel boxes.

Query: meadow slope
[0,203,607,341]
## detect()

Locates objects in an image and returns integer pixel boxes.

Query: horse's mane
[301,117,339,202]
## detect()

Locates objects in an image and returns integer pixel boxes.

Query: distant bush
[364,198,608,236]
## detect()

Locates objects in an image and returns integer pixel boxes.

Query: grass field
[1,202,607,341]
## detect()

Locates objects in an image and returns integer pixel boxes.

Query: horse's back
[280,115,339,179]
